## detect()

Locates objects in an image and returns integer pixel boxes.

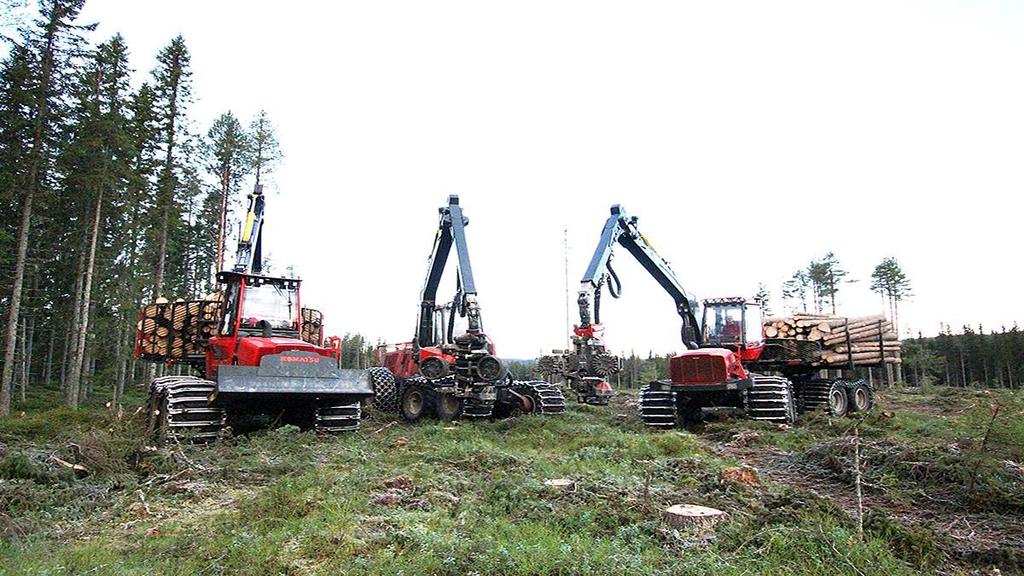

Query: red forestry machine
[369,195,565,422]
[550,204,874,427]
[137,185,374,441]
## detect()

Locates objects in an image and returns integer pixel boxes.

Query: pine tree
[816,252,852,314]
[781,270,809,313]
[870,257,912,334]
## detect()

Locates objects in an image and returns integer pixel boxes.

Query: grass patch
[2,385,1021,574]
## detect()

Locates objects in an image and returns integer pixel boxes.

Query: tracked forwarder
[371,196,565,422]
[543,204,873,428]
[137,185,373,441]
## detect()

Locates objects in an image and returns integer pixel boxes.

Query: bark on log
[822,323,893,345]
[834,344,902,353]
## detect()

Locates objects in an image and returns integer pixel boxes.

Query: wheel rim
[437,394,460,419]
[855,388,869,410]
[829,388,847,414]
[521,395,536,414]
[404,390,424,417]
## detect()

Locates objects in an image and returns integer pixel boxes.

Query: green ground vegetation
[1,384,1021,575]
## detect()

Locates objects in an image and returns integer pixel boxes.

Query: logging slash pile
[763,313,902,366]
[137,297,223,360]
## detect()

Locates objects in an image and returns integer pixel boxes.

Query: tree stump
[662,504,728,531]
[543,478,575,491]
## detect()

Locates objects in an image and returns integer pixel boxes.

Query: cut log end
[544,478,575,490]
[662,504,728,531]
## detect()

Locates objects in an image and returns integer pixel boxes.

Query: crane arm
[233,184,266,274]
[416,195,482,349]
[577,205,702,349]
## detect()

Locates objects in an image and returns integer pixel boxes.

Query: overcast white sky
[63,1,1024,357]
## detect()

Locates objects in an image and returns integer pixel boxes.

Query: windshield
[703,304,744,344]
[241,282,298,330]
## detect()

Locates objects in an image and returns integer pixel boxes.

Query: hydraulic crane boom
[416,195,482,350]
[233,184,266,274]
[577,205,701,349]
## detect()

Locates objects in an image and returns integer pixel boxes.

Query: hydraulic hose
[606,261,622,299]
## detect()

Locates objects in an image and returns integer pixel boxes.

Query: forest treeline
[591,323,1023,391]
[0,0,293,415]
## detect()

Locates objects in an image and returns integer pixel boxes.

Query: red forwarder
[137,186,373,441]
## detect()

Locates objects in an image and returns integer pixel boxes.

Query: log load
[136,296,224,362]
[763,313,901,367]
[300,308,324,346]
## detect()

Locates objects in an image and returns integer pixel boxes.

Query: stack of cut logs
[763,313,901,366]
[137,296,223,360]
[300,308,323,346]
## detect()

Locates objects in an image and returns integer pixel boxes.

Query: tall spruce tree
[0,0,93,416]
[150,35,192,300]
[248,109,280,188]
[59,34,132,407]
[206,112,251,274]
[755,283,772,317]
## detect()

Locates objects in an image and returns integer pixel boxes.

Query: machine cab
[218,272,301,338]
[701,297,764,359]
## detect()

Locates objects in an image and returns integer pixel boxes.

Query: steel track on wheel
[315,401,361,433]
[149,376,225,442]
[639,384,677,429]
[512,380,567,415]
[744,375,796,425]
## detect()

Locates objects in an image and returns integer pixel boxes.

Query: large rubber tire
[847,380,873,413]
[744,375,797,425]
[639,384,678,429]
[435,393,463,421]
[369,367,399,413]
[796,378,853,417]
[826,380,850,417]
[400,383,429,422]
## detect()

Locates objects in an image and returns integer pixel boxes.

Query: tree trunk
[43,326,54,387]
[1,184,33,416]
[66,190,103,409]
[113,317,127,406]
[153,73,179,300]
[57,331,68,391]
[18,317,27,403]
[63,246,85,398]
[216,166,229,275]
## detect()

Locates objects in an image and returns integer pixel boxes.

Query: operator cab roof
[217,271,302,289]
[703,296,758,306]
